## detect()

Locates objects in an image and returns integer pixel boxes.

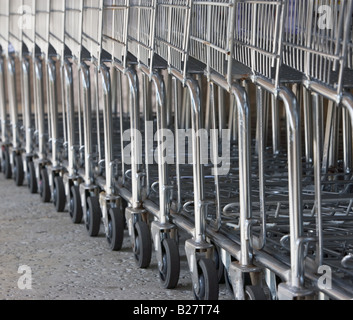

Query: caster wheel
[133,221,152,269]
[159,238,180,289]
[53,176,66,212]
[14,154,24,186]
[86,196,101,237]
[27,161,37,194]
[2,148,12,179]
[213,245,225,284]
[245,285,271,300]
[193,258,219,301]
[121,199,128,229]
[69,185,83,224]
[39,168,51,203]
[106,207,124,251]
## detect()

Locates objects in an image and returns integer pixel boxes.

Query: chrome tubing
[63,60,76,177]
[100,64,114,196]
[80,62,93,186]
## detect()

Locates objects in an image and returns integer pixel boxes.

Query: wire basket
[102,0,129,67]
[155,0,191,78]
[82,0,103,62]
[9,0,23,55]
[127,0,155,70]
[0,0,9,55]
[49,0,66,59]
[283,0,353,92]
[65,0,83,60]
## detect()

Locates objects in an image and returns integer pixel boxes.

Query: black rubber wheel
[86,196,101,237]
[245,285,270,300]
[121,198,128,229]
[213,245,225,284]
[106,207,125,251]
[69,185,83,224]
[27,161,38,194]
[159,238,180,289]
[14,154,24,187]
[53,176,66,212]
[193,258,219,301]
[2,148,12,179]
[39,168,51,203]
[133,221,152,269]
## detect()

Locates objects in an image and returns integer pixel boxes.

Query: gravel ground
[0,174,231,301]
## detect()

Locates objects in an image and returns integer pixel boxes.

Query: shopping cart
[7,0,26,187]
[101,0,156,268]
[152,0,222,299]
[0,2,11,179]
[184,0,317,300]
[231,0,315,300]
[31,0,52,204]
[46,0,68,212]
[281,0,353,300]
[64,0,86,224]
[126,0,181,289]
[188,0,264,300]
[21,0,39,194]
[79,0,127,253]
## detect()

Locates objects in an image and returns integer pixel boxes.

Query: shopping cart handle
[183,201,194,213]
[223,203,239,217]
[151,181,159,193]
[99,159,105,168]
[280,235,316,250]
[183,200,213,213]
[125,169,132,179]
[341,254,353,270]
[151,182,174,194]
[280,235,290,249]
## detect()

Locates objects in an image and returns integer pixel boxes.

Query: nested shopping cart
[152,0,222,299]
[188,0,266,300]
[125,0,181,289]
[100,0,156,269]
[79,0,128,253]
[7,0,26,187]
[30,0,53,204]
[21,0,39,195]
[38,0,70,213]
[63,0,86,224]
[281,0,353,300]
[231,0,313,300]
[76,0,103,236]
[185,0,318,300]
[0,2,11,179]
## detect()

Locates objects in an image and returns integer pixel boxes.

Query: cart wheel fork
[151,221,180,289]
[185,239,219,300]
